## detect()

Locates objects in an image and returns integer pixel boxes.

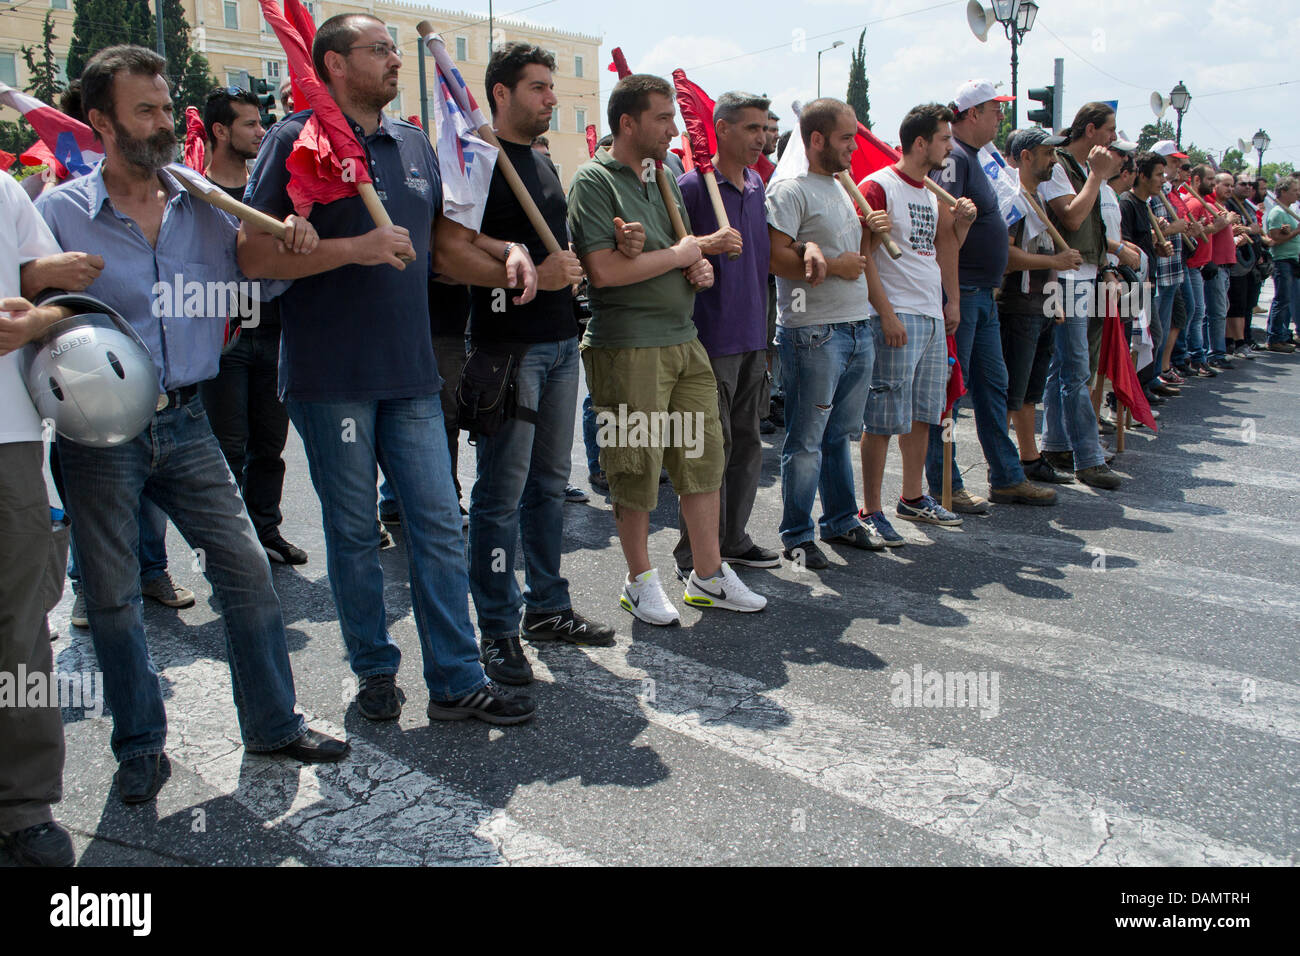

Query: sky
[461,0,1300,169]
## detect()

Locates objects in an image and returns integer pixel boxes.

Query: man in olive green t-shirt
[567,73,766,625]
[1265,176,1300,350]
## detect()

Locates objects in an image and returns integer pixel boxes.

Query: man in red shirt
[1178,165,1233,371]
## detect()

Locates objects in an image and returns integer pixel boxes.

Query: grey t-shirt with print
[765,171,869,328]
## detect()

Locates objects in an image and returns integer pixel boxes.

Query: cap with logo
[1006,127,1067,159]
[952,79,1015,114]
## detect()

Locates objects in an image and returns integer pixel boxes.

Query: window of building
[389,91,403,115]
[223,1,239,30]
[552,163,562,183]
[549,107,559,132]
[265,60,282,81]
[456,36,468,61]
[387,26,398,48]
[226,69,249,91]
[574,55,583,78]
[51,0,69,10]
[575,108,586,132]
[0,53,16,88]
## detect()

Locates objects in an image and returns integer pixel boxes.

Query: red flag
[751,152,776,183]
[672,68,716,173]
[851,122,901,183]
[585,123,597,158]
[944,334,965,416]
[608,48,631,78]
[1,82,103,178]
[0,149,15,172]
[183,106,206,173]
[407,115,422,129]
[19,139,64,178]
[1098,301,1157,432]
[283,0,316,113]
[677,135,694,172]
[257,0,372,217]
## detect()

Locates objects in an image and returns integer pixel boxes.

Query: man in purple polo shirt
[674,92,781,578]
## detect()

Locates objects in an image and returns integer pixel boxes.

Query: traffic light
[253,79,277,129]
[1026,86,1055,131]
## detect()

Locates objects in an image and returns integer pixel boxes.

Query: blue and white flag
[978,142,1048,241]
[422,32,498,232]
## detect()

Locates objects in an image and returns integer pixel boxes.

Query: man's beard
[818,142,845,173]
[511,103,550,140]
[355,76,399,113]
[231,142,259,162]
[113,119,177,171]
[1035,164,1054,183]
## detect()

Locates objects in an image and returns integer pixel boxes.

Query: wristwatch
[502,242,519,259]
[794,241,808,259]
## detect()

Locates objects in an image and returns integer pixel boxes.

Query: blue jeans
[1042,279,1106,471]
[468,339,578,640]
[56,397,306,762]
[1203,267,1229,360]
[68,494,168,588]
[1268,258,1300,343]
[1182,268,1206,364]
[581,393,600,475]
[924,287,1025,493]
[775,320,873,548]
[287,395,486,701]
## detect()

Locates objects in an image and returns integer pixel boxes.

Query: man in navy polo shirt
[925,80,1057,512]
[240,14,536,726]
[673,91,782,580]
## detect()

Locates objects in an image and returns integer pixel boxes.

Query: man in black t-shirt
[197,87,307,566]
[434,42,614,685]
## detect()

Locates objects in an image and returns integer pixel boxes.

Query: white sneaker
[620,569,681,626]
[684,562,767,613]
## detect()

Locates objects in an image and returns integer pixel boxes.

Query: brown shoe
[1266,342,1297,353]
[947,488,991,515]
[989,481,1058,506]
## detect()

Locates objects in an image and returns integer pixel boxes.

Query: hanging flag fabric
[585,124,597,158]
[282,0,317,112]
[608,48,631,78]
[0,82,103,179]
[1098,300,1156,431]
[945,335,966,415]
[257,0,373,218]
[673,69,716,172]
[421,31,499,231]
[976,142,1028,229]
[183,106,206,173]
[850,122,901,183]
[0,149,15,172]
[770,101,807,185]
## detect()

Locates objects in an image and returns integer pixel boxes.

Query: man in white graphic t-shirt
[857,103,976,545]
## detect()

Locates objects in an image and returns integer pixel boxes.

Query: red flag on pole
[257,0,373,217]
[183,106,206,173]
[944,334,965,416]
[752,152,776,183]
[608,48,631,78]
[850,122,901,183]
[673,69,716,173]
[0,149,15,172]
[585,123,597,158]
[282,0,316,112]
[1098,300,1157,431]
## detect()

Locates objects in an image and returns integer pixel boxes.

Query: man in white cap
[924,80,1058,513]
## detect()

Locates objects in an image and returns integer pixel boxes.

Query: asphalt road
[11,310,1299,867]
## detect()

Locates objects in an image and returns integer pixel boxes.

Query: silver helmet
[23,294,159,448]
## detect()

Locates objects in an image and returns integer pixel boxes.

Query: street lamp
[989,0,1038,130]
[1252,128,1270,177]
[1169,81,1190,150]
[816,41,844,99]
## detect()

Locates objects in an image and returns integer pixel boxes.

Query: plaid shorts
[863,312,946,434]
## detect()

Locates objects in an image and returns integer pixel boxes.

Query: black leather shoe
[115,753,171,804]
[271,729,350,763]
[1,821,75,866]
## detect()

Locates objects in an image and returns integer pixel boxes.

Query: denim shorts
[863,312,946,434]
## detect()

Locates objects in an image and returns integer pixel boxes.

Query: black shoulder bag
[456,344,536,442]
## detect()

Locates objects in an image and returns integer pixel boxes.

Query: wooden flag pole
[1018,187,1068,252]
[417,20,561,255]
[941,413,954,511]
[169,166,289,239]
[835,171,902,260]
[657,166,689,239]
[702,169,740,261]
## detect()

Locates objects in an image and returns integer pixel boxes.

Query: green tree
[1220,149,1246,175]
[1184,143,1212,168]
[1259,160,1295,185]
[66,0,213,112]
[994,111,1013,152]
[1137,119,1174,152]
[22,12,66,106]
[845,29,870,130]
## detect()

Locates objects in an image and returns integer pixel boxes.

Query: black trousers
[198,325,289,541]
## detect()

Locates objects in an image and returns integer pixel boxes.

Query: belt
[156,384,199,411]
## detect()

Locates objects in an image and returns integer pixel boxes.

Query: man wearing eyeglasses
[924,80,1059,512]
[241,15,538,727]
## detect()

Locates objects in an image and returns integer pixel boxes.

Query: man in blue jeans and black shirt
[435,42,614,685]
[240,14,536,725]
[925,80,1057,511]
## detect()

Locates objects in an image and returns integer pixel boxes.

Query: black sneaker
[481,636,534,685]
[782,540,829,569]
[427,682,536,725]
[760,417,776,435]
[589,471,609,493]
[262,533,309,565]
[522,608,615,647]
[356,673,403,720]
[1076,464,1121,490]
[1041,450,1075,473]
[115,752,171,804]
[1193,362,1217,377]
[379,505,401,526]
[1,821,75,866]
[1022,456,1076,484]
[1209,357,1234,370]
[721,544,781,568]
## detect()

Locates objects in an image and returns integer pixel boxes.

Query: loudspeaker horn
[967,1,995,42]
[1150,91,1168,119]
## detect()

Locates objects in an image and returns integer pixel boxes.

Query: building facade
[0,1,601,187]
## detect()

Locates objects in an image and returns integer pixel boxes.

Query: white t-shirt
[861,166,941,318]
[766,171,869,328]
[0,170,63,444]
[1099,182,1121,269]
[1038,161,1099,282]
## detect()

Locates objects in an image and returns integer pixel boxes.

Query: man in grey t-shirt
[766,98,888,569]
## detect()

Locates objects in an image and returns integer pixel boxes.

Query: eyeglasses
[348,42,402,60]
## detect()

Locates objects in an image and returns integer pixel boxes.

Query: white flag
[422,33,499,232]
